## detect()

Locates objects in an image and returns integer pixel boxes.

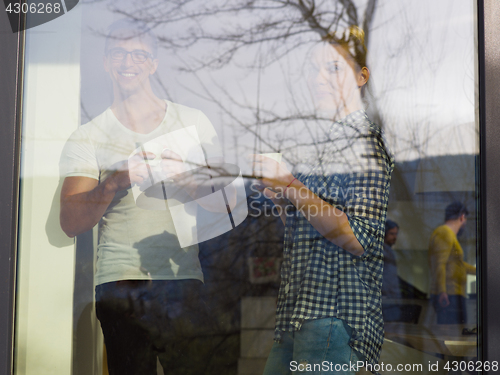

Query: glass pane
[15,1,479,374]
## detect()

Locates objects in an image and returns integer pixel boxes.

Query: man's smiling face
[104,36,158,95]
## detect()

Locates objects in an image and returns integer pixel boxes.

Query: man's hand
[107,151,156,192]
[438,292,450,307]
[160,149,186,180]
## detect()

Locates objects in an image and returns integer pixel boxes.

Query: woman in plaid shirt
[254,26,394,374]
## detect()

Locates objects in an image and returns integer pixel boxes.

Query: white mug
[259,153,282,163]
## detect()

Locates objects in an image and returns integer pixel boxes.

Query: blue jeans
[263,317,363,375]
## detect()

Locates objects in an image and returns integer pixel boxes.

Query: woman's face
[308,43,365,118]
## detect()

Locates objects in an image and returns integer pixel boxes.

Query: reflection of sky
[370,0,477,160]
[77,0,477,174]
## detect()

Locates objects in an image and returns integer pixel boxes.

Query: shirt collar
[337,109,368,128]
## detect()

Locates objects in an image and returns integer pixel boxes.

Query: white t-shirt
[60,100,223,285]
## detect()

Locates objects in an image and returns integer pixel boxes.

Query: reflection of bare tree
[101,3,478,372]
[98,0,380,368]
[85,0,381,172]
[109,0,377,70]
[81,1,382,373]
[112,0,380,174]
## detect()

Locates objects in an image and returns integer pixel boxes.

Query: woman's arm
[253,155,364,256]
[263,178,363,255]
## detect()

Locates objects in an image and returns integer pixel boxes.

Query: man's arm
[60,154,152,237]
[429,228,453,298]
[60,176,110,237]
[464,261,476,275]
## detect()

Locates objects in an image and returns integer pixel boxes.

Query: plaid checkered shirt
[275,110,394,366]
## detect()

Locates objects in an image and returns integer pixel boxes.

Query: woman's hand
[251,154,295,191]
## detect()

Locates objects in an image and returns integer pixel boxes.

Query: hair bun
[322,25,365,48]
[347,25,365,45]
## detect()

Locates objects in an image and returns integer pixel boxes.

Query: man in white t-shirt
[60,20,223,375]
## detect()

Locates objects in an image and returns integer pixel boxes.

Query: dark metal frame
[479,0,500,364]
[0,6,24,375]
[0,1,499,374]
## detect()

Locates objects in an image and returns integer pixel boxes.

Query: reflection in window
[15,0,478,374]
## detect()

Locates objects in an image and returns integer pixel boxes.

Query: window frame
[1,1,500,373]
[478,0,500,363]
[0,7,24,375]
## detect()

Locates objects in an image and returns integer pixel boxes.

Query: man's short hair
[385,219,399,236]
[105,19,158,57]
[444,201,469,221]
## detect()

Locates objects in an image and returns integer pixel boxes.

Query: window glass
[15,1,479,374]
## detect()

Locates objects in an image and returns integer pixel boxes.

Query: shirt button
[285,283,290,293]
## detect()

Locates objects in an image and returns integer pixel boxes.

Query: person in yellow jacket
[428,201,476,324]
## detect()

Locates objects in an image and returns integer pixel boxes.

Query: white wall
[14,6,87,375]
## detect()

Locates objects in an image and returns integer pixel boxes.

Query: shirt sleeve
[195,111,223,162]
[340,133,392,255]
[59,126,99,180]
[429,228,453,294]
